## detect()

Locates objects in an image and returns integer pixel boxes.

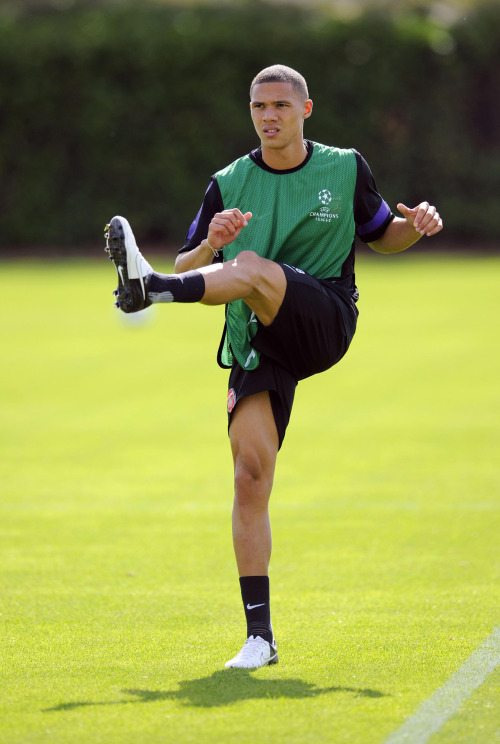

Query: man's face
[250,82,312,151]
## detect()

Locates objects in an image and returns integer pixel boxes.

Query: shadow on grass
[44,670,388,711]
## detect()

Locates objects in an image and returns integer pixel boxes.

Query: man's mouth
[263,128,279,136]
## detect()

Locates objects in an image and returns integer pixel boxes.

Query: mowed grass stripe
[0,252,499,744]
[384,622,500,743]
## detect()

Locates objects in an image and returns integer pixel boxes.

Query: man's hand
[369,201,443,254]
[207,208,253,252]
[397,202,443,237]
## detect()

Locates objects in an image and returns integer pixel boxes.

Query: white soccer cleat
[104,215,154,313]
[225,635,278,669]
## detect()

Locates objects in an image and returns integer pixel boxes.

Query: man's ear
[304,99,313,119]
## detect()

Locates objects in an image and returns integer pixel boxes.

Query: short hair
[250,65,309,100]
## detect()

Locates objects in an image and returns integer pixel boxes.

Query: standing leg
[230,391,278,575]
[224,391,280,669]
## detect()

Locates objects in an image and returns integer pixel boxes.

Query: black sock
[239,575,273,644]
[147,269,205,303]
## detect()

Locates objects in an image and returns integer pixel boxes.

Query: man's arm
[369,202,443,254]
[175,240,217,273]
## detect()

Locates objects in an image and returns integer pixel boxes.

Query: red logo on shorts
[227,388,236,413]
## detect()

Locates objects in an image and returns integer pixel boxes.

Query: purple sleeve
[353,151,394,243]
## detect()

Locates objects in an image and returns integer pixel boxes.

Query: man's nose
[262,107,278,120]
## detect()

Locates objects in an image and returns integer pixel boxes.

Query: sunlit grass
[1,252,499,744]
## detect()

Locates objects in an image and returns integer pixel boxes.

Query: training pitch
[1,251,499,744]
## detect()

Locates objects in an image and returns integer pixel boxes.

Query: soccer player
[104,64,443,669]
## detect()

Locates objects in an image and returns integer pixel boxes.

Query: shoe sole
[104,217,147,313]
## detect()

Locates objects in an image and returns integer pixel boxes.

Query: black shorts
[227,356,298,450]
[227,263,358,449]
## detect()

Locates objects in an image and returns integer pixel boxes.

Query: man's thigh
[253,264,357,381]
[229,391,279,470]
[227,356,298,451]
[200,253,286,327]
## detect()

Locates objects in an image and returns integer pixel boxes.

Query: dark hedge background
[0,1,499,250]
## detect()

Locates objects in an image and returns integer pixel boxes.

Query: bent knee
[235,250,262,269]
[232,250,264,286]
[232,252,286,324]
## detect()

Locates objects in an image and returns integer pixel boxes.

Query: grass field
[1,251,499,744]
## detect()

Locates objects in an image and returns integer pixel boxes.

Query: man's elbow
[368,239,392,254]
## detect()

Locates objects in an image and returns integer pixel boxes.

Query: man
[104,64,443,670]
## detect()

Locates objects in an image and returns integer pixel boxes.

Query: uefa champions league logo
[310,189,340,223]
[318,189,332,206]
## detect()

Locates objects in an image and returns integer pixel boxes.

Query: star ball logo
[310,188,340,223]
[318,189,332,206]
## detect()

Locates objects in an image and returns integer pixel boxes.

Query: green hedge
[0,2,499,248]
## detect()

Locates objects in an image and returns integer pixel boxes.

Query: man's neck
[260,139,308,170]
